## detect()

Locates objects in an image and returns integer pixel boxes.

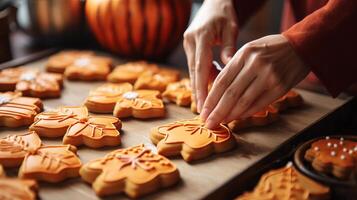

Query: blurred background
[0,0,283,63]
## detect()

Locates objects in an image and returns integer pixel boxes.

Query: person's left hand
[200,34,310,129]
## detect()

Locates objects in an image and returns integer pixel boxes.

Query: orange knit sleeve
[283,0,357,97]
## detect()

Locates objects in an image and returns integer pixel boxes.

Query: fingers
[183,33,196,105]
[239,84,287,119]
[204,54,257,129]
[195,35,213,113]
[200,50,244,121]
[224,73,268,123]
[221,23,238,65]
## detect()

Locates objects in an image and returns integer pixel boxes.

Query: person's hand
[200,34,310,129]
[183,0,239,113]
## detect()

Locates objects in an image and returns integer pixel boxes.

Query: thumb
[220,27,238,65]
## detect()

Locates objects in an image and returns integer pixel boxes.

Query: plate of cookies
[294,135,357,199]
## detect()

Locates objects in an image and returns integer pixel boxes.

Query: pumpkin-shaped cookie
[80,144,180,198]
[163,78,192,106]
[19,145,82,183]
[84,83,133,113]
[113,90,165,119]
[150,118,236,162]
[134,68,180,92]
[0,92,43,128]
[107,61,159,84]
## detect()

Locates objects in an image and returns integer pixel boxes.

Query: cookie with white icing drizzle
[305,136,357,179]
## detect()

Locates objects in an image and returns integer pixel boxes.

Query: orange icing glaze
[0,92,42,122]
[16,71,63,93]
[272,90,303,111]
[134,68,180,92]
[86,83,133,104]
[0,132,42,161]
[65,116,121,139]
[162,78,192,106]
[31,106,88,130]
[115,90,164,110]
[0,178,38,200]
[157,118,233,149]
[308,138,357,168]
[107,61,159,83]
[83,144,177,184]
[65,56,112,77]
[0,67,26,85]
[46,50,94,72]
[21,145,81,175]
[237,165,329,200]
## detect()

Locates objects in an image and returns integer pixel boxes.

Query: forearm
[283,0,357,97]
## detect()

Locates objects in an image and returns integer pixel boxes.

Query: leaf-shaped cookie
[228,106,279,132]
[16,71,63,98]
[84,83,133,113]
[236,165,330,200]
[150,118,236,162]
[0,132,42,167]
[0,178,38,200]
[64,56,113,81]
[63,116,122,148]
[30,106,89,137]
[107,61,159,84]
[163,78,192,106]
[80,144,180,198]
[19,145,82,183]
[134,68,180,92]
[113,90,165,119]
[0,92,43,128]
[46,50,94,73]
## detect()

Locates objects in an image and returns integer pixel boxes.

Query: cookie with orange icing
[0,174,38,200]
[80,144,180,198]
[63,116,122,148]
[64,56,113,81]
[0,132,42,167]
[150,117,236,162]
[272,90,304,111]
[228,90,303,132]
[30,106,122,148]
[0,67,25,91]
[15,70,64,98]
[134,68,180,92]
[0,67,63,98]
[236,165,330,200]
[228,106,279,132]
[305,136,357,179]
[163,78,192,106]
[107,61,159,84]
[84,83,133,113]
[19,145,82,183]
[0,92,43,128]
[46,50,94,73]
[113,90,165,119]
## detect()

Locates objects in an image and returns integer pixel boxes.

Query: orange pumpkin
[86,0,192,59]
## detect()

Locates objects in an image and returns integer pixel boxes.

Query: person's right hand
[183,0,239,113]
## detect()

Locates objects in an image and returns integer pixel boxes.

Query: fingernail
[200,108,208,121]
[197,101,202,113]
